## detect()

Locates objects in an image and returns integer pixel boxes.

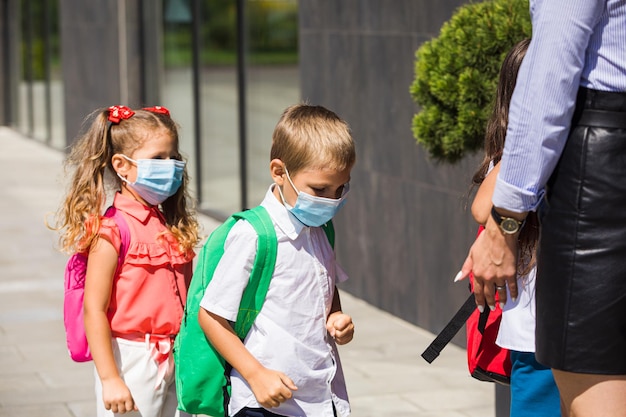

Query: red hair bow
[143,106,171,117]
[108,105,135,124]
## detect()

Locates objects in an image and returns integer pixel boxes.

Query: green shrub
[410,0,531,163]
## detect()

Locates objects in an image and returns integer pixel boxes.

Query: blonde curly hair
[50,107,200,255]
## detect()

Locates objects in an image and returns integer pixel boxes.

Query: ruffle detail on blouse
[124,240,193,267]
[125,233,194,267]
[99,218,194,267]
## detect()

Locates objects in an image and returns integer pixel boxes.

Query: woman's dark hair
[472,38,538,275]
[473,38,531,182]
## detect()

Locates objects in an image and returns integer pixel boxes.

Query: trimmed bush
[410,0,531,163]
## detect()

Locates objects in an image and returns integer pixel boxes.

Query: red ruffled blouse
[98,193,195,337]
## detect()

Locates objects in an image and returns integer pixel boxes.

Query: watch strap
[490,206,525,232]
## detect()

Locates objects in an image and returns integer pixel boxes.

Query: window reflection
[49,0,64,149]
[162,0,196,197]
[29,0,47,143]
[245,0,299,207]
[198,0,240,215]
[17,0,64,148]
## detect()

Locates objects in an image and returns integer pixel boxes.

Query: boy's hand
[102,376,138,414]
[248,368,298,409]
[326,312,354,345]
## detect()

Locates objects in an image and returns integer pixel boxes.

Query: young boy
[198,104,356,417]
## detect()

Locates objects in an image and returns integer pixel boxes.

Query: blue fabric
[509,351,560,417]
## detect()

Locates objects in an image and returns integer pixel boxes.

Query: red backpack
[422,226,511,385]
[63,207,130,362]
[465,270,511,384]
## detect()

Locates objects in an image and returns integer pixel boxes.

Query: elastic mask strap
[120,154,137,164]
[117,155,137,185]
[276,182,291,208]
[283,166,300,194]
[117,172,134,185]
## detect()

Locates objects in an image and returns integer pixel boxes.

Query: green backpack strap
[321,221,335,249]
[232,206,277,337]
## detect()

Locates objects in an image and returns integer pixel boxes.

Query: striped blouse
[492,0,626,212]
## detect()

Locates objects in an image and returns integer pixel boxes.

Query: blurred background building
[1,0,486,376]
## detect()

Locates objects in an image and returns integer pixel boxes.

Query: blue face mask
[118,155,185,205]
[278,167,349,227]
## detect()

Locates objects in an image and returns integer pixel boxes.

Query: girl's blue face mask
[278,167,350,227]
[118,155,185,206]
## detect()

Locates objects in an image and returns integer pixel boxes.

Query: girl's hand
[326,312,354,345]
[248,368,298,409]
[102,376,138,414]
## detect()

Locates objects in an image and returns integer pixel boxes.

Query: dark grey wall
[299,0,482,344]
[59,0,147,144]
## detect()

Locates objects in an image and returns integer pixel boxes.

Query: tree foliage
[410,0,531,163]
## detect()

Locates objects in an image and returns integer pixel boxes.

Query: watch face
[501,218,520,234]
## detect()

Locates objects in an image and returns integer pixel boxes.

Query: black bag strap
[421,293,476,363]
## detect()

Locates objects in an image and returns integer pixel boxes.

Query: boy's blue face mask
[118,155,185,205]
[278,167,349,227]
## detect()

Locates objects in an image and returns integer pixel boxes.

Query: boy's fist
[326,312,354,345]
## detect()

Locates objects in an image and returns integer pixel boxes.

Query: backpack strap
[421,226,486,364]
[232,206,277,338]
[421,293,476,363]
[321,221,335,249]
[104,207,131,271]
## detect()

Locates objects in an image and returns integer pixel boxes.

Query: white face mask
[277,167,349,227]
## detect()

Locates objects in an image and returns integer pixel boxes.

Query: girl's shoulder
[97,215,124,253]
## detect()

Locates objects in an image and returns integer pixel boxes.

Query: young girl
[469,40,560,417]
[53,105,200,416]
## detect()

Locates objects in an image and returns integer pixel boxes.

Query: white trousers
[94,337,191,417]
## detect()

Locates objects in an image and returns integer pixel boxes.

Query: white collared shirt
[200,185,350,417]
[496,266,537,353]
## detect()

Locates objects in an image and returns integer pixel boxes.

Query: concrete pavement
[0,127,495,417]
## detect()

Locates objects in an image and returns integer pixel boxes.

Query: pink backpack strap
[103,207,130,269]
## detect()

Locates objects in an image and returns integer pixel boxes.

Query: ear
[111,154,132,179]
[269,159,285,186]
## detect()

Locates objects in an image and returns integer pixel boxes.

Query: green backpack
[174,205,334,417]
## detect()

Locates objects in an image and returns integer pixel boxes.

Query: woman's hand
[461,213,519,311]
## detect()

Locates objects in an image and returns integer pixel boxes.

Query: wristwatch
[490,206,525,235]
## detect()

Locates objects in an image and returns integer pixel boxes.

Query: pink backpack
[63,207,130,362]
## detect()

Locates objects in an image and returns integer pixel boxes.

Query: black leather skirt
[535,87,626,374]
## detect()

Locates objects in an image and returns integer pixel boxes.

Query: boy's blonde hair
[270,104,355,174]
